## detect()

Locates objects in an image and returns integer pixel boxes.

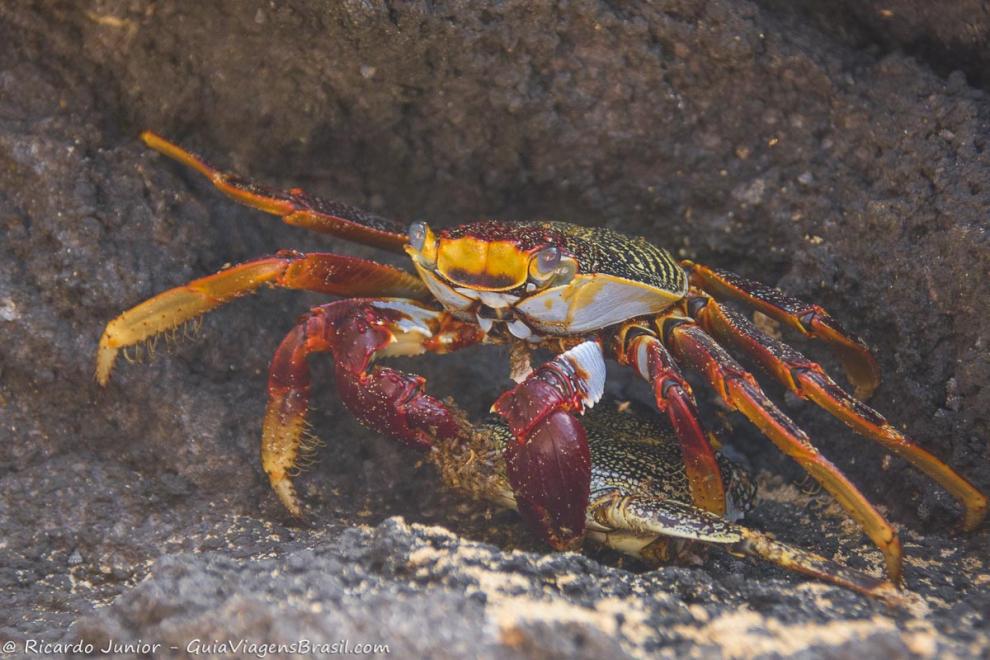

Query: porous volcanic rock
[1,1,988,657]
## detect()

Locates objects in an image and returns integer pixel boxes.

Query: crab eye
[408,221,428,250]
[535,246,560,273]
[529,246,564,284]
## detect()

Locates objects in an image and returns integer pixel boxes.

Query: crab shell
[405,220,688,338]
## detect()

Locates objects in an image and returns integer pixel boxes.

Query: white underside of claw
[558,340,606,409]
[371,299,437,336]
[631,335,653,381]
[509,343,534,383]
[370,299,440,358]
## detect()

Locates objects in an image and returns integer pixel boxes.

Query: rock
[1,1,987,656]
[765,0,990,88]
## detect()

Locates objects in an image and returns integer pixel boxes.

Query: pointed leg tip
[95,347,117,386]
[871,581,912,609]
[962,496,988,532]
[851,376,879,401]
[271,479,304,519]
[140,130,169,152]
[884,538,904,585]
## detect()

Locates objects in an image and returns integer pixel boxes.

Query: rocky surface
[1,1,988,657]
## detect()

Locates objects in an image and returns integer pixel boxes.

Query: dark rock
[762,0,990,89]
[1,0,987,656]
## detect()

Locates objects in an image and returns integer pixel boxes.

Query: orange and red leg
[661,318,904,581]
[96,251,429,384]
[141,132,409,252]
[491,341,606,549]
[683,261,880,399]
[614,323,727,516]
[687,291,988,532]
[263,298,484,515]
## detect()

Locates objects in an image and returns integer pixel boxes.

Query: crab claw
[503,411,591,549]
[492,341,605,549]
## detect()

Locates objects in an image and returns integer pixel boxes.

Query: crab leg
[491,341,606,550]
[616,328,727,515]
[141,132,409,252]
[264,298,484,515]
[96,251,429,385]
[664,320,903,581]
[683,261,880,400]
[689,293,988,531]
[588,494,897,601]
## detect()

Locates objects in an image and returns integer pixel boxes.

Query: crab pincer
[491,341,606,549]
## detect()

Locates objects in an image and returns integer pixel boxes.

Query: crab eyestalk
[406,221,438,268]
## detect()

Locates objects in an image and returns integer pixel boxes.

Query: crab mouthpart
[507,318,533,339]
[474,303,537,340]
[476,313,494,333]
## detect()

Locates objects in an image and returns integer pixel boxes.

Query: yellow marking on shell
[560,275,607,325]
[436,237,531,291]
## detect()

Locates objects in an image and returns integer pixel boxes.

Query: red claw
[336,366,458,450]
[503,410,591,550]
[492,341,605,549]
[327,302,461,449]
[492,364,584,441]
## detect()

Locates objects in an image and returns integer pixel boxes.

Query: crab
[435,399,900,600]
[97,133,987,586]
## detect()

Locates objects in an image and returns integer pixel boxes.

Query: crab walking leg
[665,321,903,581]
[264,299,484,515]
[616,328,727,515]
[96,251,429,385]
[491,341,606,550]
[587,494,898,600]
[683,261,880,400]
[141,132,409,252]
[689,294,989,531]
